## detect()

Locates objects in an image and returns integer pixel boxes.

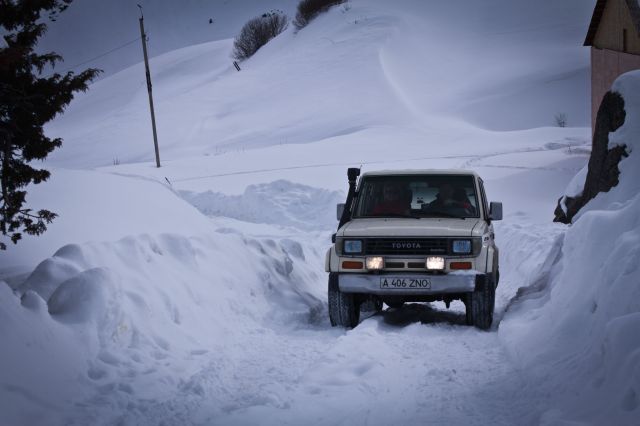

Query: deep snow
[2,0,637,425]
[499,71,640,425]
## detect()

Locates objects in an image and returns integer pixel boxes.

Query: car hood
[338,218,483,238]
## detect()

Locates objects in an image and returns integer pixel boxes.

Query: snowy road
[0,137,583,425]
[70,294,543,426]
[194,312,540,426]
[34,212,560,426]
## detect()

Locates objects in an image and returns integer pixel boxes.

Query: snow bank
[0,168,333,425]
[557,163,588,214]
[499,70,640,425]
[180,180,343,231]
[563,164,588,198]
[1,232,326,425]
[492,221,565,320]
[0,169,215,269]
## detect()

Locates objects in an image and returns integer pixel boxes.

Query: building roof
[584,0,640,46]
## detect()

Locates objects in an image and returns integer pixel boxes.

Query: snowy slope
[499,71,640,425]
[44,0,593,170]
[0,169,215,269]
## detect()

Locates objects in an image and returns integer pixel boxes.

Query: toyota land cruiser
[325,168,502,330]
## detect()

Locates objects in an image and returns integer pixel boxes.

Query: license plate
[380,277,431,289]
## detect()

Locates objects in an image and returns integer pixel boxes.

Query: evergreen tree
[0,0,100,249]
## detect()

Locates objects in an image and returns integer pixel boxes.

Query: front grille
[364,238,449,256]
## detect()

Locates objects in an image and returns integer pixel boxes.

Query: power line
[44,36,142,76]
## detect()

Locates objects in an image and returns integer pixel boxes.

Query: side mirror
[489,202,503,221]
[336,203,345,221]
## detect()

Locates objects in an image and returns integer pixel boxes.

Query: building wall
[593,0,640,54]
[590,0,640,130]
[591,47,640,129]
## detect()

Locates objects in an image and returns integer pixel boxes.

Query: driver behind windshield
[428,183,474,214]
[372,182,411,215]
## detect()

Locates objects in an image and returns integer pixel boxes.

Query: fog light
[366,256,384,270]
[426,256,445,270]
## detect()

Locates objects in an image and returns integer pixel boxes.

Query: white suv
[325,169,502,330]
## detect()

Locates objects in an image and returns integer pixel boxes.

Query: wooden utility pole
[138,5,161,168]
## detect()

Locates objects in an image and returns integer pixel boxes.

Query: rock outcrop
[554,91,628,224]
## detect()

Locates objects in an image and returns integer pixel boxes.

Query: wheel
[465,300,474,325]
[328,273,360,328]
[360,295,383,313]
[465,275,495,330]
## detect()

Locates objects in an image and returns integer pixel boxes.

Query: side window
[478,178,489,221]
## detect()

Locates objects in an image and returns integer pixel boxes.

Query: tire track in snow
[171,138,588,184]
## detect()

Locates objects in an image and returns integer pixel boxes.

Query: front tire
[465,275,495,330]
[328,273,360,328]
[360,295,383,313]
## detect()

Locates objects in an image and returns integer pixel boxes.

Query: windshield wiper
[379,213,421,219]
[357,213,421,219]
[420,211,466,219]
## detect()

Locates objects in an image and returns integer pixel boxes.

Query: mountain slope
[45,0,593,169]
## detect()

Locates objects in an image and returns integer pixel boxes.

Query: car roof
[360,169,480,178]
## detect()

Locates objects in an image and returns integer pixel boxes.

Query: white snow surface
[2,2,638,425]
[180,180,344,231]
[43,0,592,172]
[563,163,588,198]
[499,70,640,425]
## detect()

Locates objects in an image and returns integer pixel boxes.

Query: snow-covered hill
[4,1,638,425]
[44,0,593,171]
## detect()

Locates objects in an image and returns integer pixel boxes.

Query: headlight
[426,256,445,270]
[344,239,363,254]
[452,239,472,254]
[366,256,384,270]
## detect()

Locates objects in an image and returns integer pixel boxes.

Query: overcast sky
[36,0,299,77]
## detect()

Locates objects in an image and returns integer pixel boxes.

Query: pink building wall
[591,47,640,130]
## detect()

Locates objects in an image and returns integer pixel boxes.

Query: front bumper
[338,272,477,295]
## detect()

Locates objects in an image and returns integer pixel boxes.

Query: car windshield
[353,174,480,219]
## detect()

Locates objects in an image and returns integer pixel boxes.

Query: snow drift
[0,169,214,269]
[180,180,343,231]
[0,169,328,426]
[499,70,640,425]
